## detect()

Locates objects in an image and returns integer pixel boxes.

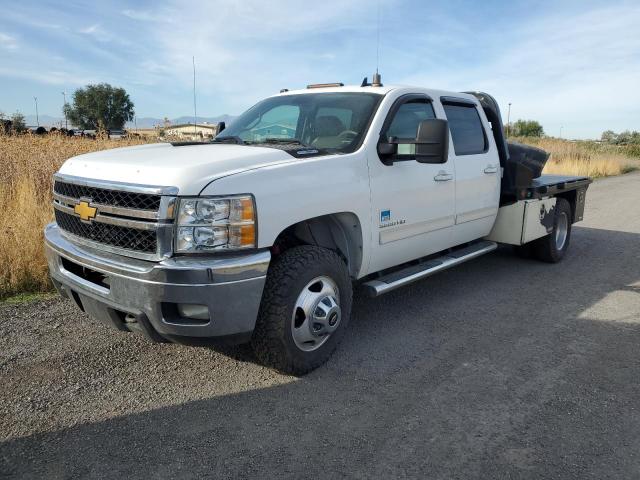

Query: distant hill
[22,114,236,129]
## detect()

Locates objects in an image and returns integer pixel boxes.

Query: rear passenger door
[441,97,500,243]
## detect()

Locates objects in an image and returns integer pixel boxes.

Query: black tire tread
[532,197,572,263]
[251,245,352,375]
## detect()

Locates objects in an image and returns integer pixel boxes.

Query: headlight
[175,195,256,252]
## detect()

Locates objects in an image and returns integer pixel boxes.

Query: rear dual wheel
[515,197,572,263]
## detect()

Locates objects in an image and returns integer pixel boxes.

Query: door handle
[484,165,498,174]
[434,171,454,182]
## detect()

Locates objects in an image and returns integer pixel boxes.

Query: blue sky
[0,0,638,138]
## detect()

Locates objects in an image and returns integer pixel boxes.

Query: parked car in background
[108,129,126,139]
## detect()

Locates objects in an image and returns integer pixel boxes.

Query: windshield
[215,92,383,154]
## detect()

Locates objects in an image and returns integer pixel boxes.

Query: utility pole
[33,96,39,127]
[506,102,512,137]
[559,126,563,139]
[61,91,68,129]
[192,56,197,138]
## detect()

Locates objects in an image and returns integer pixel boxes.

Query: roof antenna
[371,0,383,87]
[192,56,198,137]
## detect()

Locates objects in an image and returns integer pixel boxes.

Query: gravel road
[2,173,639,479]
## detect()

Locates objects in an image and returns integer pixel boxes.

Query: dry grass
[0,133,151,299]
[515,137,639,178]
[0,133,638,298]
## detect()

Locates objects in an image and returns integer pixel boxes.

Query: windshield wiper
[262,137,312,147]
[211,136,245,145]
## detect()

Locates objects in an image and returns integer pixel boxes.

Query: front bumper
[45,223,270,343]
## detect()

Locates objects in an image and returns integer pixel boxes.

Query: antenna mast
[376,1,380,74]
[193,56,197,137]
[372,1,383,87]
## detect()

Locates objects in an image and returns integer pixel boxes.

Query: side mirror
[415,119,449,164]
[218,121,226,133]
[377,141,397,157]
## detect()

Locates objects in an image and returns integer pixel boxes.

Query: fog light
[177,303,210,321]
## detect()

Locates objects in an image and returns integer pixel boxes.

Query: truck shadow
[2,226,640,479]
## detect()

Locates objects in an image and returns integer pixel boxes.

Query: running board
[362,241,497,297]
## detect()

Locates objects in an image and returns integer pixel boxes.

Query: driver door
[367,95,456,274]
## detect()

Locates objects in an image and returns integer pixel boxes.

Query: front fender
[200,152,373,277]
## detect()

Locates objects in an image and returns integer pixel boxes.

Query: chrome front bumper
[45,223,270,343]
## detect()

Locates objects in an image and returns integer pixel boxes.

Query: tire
[532,197,572,263]
[251,245,352,375]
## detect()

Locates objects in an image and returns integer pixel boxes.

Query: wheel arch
[271,212,364,279]
[554,191,577,222]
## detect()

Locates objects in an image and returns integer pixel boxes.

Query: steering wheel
[337,130,359,143]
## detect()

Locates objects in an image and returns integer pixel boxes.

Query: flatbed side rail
[524,175,592,200]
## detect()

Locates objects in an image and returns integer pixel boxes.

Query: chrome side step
[362,240,497,297]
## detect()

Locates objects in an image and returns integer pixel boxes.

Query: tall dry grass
[0,133,151,299]
[0,133,638,298]
[515,137,639,178]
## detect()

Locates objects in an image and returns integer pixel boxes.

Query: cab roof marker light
[306,83,344,89]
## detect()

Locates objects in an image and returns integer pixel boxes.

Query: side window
[384,99,435,157]
[385,100,435,140]
[442,103,487,155]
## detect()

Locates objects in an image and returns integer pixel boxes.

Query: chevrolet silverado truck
[45,78,591,374]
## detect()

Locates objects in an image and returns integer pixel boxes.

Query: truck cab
[45,80,590,374]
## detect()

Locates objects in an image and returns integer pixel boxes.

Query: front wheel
[251,246,352,375]
[532,197,572,263]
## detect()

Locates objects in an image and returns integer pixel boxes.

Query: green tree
[601,130,617,144]
[10,111,26,133]
[64,83,135,130]
[616,130,633,144]
[600,129,640,145]
[509,119,544,137]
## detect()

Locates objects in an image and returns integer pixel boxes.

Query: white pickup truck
[45,79,591,374]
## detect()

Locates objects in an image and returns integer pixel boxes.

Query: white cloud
[0,66,94,86]
[79,24,111,42]
[0,32,18,50]
[122,9,170,23]
[1,0,637,136]
[125,0,385,111]
[78,23,131,48]
[399,3,640,138]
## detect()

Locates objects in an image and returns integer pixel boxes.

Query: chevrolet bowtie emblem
[74,200,98,221]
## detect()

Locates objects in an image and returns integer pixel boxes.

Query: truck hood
[58,142,298,195]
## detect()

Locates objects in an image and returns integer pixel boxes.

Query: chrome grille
[52,174,177,261]
[54,181,161,211]
[55,210,157,253]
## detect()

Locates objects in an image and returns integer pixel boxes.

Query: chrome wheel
[291,276,341,352]
[555,211,569,250]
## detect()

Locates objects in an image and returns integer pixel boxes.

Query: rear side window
[442,103,487,155]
